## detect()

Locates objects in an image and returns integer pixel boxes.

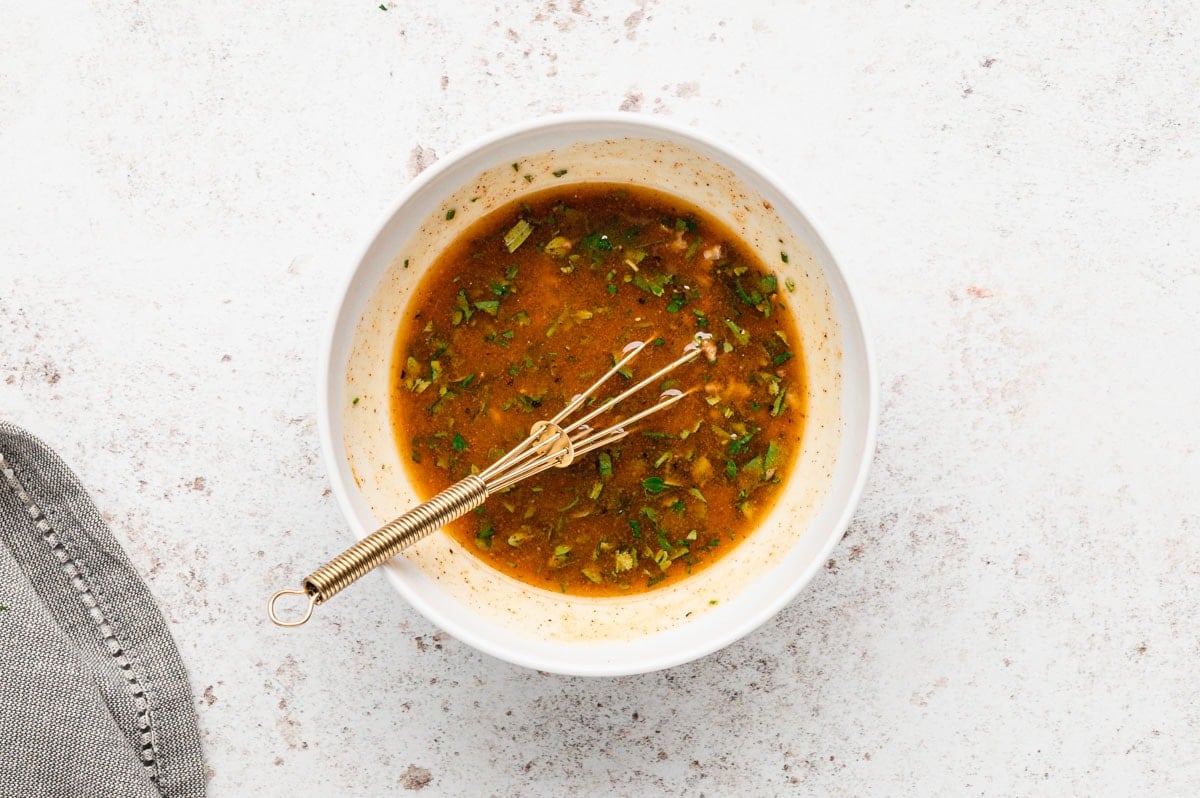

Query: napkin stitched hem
[0,456,162,783]
[0,420,206,798]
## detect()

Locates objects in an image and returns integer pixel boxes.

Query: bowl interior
[322,116,874,675]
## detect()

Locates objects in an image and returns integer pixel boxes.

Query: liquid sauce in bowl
[391,183,805,596]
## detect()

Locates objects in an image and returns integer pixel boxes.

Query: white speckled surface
[2,1,1198,794]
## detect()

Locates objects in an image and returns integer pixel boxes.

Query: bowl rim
[316,111,879,675]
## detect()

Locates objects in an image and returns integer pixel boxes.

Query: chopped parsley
[641,476,667,494]
[580,232,613,254]
[504,219,533,253]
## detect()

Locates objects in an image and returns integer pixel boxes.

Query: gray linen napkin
[0,421,205,798]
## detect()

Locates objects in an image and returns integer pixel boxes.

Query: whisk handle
[269,475,488,627]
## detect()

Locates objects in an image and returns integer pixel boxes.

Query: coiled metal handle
[268,475,488,626]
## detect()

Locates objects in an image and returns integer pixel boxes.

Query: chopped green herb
[544,236,572,256]
[453,290,473,325]
[445,208,456,221]
[771,386,788,416]
[641,476,667,494]
[688,487,707,504]
[451,433,467,452]
[780,252,789,263]
[511,162,519,171]
[764,440,783,471]
[772,351,794,366]
[727,433,754,457]
[598,451,613,478]
[785,278,796,292]
[351,396,360,405]
[504,219,533,253]
[665,294,686,313]
[733,278,764,309]
[581,566,603,584]
[632,270,671,297]
[549,544,571,567]
[742,455,764,480]
[723,318,750,345]
[552,169,569,177]
[378,3,387,9]
[628,519,642,539]
[588,481,603,500]
[760,274,777,293]
[580,232,613,254]
[725,460,738,479]
[518,394,543,412]
[475,524,494,549]
[403,258,410,269]
[670,499,686,515]
[653,452,671,468]
[684,238,702,260]
[403,355,431,393]
[473,299,500,316]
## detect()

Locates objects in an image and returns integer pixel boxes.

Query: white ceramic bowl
[319,114,877,676]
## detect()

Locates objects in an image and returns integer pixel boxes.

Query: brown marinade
[390,183,805,596]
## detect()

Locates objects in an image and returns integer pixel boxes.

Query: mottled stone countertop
[3,2,1198,795]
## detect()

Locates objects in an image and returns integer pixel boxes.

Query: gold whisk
[268,333,714,627]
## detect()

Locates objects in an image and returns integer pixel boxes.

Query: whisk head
[478,332,714,494]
